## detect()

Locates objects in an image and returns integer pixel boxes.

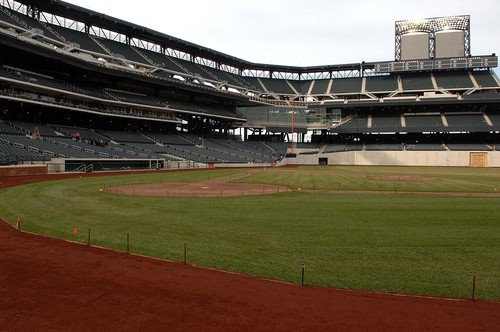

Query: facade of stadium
[0,0,499,169]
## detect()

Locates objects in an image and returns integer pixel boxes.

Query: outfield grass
[0,167,498,300]
[237,166,500,193]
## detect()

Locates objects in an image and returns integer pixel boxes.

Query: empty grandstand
[0,1,499,168]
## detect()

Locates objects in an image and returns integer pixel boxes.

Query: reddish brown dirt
[108,173,289,197]
[1,171,499,330]
[0,168,226,190]
[1,221,499,331]
[0,165,46,177]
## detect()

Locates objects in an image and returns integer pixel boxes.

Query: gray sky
[64,0,499,70]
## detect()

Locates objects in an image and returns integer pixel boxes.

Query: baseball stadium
[0,0,499,330]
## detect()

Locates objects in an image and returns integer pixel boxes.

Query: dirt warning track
[0,219,499,331]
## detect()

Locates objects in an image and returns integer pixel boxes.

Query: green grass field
[237,165,500,193]
[0,166,498,300]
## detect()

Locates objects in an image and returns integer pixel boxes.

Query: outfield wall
[0,165,47,176]
[213,162,275,169]
[47,159,198,174]
[286,151,500,167]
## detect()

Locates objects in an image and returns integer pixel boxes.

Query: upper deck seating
[97,38,147,64]
[434,72,474,90]
[400,74,434,91]
[365,76,398,93]
[259,78,295,94]
[330,78,362,94]
[48,24,106,53]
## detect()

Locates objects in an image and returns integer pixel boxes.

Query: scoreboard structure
[372,55,498,74]
[395,16,470,61]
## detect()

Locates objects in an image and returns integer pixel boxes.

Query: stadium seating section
[434,72,474,90]
[330,111,500,135]
[400,74,435,91]
[0,66,241,119]
[311,79,330,94]
[259,78,295,95]
[0,7,498,100]
[0,119,308,164]
[405,114,446,132]
[370,115,403,132]
[365,76,398,93]
[0,5,499,168]
[331,116,369,133]
[330,78,362,94]
[473,71,499,88]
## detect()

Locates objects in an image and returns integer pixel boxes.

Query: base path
[0,221,498,330]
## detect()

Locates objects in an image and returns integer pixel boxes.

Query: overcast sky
[64,0,499,71]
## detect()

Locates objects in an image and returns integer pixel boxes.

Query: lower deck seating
[206,139,275,163]
[265,142,290,156]
[9,121,57,137]
[98,130,154,144]
[53,126,108,141]
[0,119,295,164]
[147,133,194,146]
[1,115,497,165]
[0,121,23,135]
[0,135,50,163]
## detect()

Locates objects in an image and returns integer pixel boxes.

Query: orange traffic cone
[73,228,79,236]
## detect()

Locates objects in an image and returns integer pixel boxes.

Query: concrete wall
[286,151,500,167]
[165,160,206,169]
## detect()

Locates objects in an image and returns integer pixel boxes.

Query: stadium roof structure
[10,0,382,74]
[6,1,498,77]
